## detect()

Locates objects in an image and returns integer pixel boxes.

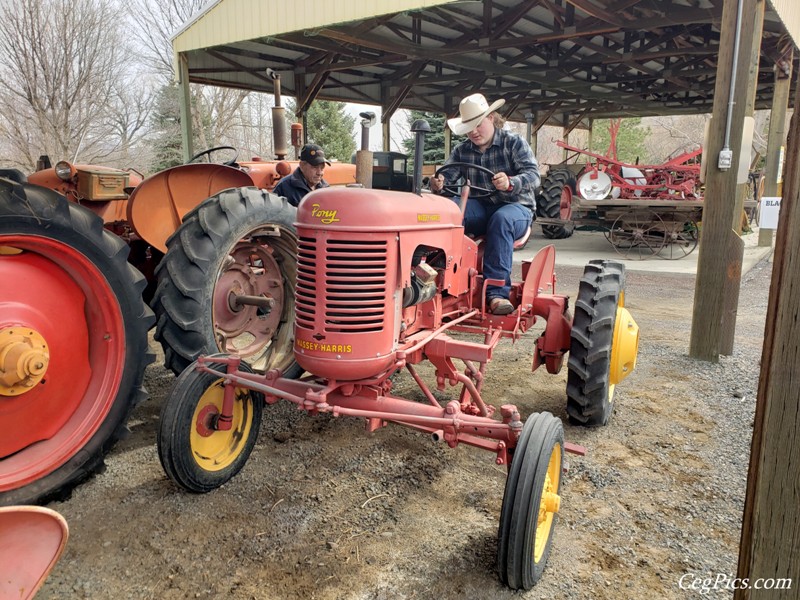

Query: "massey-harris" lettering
[296,339,352,353]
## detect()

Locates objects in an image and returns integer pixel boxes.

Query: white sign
[759,196,782,230]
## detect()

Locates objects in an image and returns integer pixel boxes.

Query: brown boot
[489,297,514,315]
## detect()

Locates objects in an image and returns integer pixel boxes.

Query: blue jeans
[452,198,532,299]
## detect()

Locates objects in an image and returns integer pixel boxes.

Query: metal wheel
[567,260,639,426]
[0,181,153,505]
[152,187,301,377]
[157,356,263,493]
[497,412,564,590]
[607,210,666,260]
[658,215,699,260]
[536,169,576,239]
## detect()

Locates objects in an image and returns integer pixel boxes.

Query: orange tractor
[156,121,640,589]
[0,140,355,505]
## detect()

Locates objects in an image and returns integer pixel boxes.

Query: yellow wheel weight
[189,381,254,472]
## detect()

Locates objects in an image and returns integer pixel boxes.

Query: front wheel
[157,356,264,493]
[497,412,564,590]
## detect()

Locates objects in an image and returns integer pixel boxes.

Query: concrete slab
[514,226,773,275]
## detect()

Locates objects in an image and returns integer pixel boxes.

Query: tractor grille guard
[296,236,388,333]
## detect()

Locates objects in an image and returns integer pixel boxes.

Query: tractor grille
[296,237,388,333]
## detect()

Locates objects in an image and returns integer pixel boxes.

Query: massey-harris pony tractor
[157,122,640,589]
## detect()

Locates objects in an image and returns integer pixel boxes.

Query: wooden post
[759,50,793,247]
[689,0,762,361]
[588,118,594,155]
[735,72,800,600]
[719,2,765,356]
[178,53,194,163]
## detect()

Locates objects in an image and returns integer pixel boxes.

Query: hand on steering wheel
[187,145,239,167]
[433,162,496,198]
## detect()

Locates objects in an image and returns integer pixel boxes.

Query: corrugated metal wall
[770,0,800,47]
[173,0,456,53]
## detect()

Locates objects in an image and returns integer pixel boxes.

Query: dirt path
[39,259,771,600]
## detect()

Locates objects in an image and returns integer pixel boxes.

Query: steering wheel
[434,162,495,198]
[187,145,239,166]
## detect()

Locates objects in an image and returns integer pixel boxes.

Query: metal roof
[173,0,798,128]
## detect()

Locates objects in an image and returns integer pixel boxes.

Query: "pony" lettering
[311,203,340,224]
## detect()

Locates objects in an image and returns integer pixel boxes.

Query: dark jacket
[272,167,329,207]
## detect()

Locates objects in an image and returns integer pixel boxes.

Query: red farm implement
[156,121,641,589]
[536,119,704,260]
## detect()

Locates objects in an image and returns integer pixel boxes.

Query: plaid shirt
[443,127,539,210]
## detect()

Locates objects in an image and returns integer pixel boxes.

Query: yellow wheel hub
[534,443,562,563]
[189,381,254,472]
[609,305,639,386]
[0,327,50,396]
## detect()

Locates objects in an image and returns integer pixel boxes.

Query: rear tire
[497,412,564,589]
[536,169,576,239]
[151,187,301,378]
[157,356,263,493]
[566,260,626,426]
[0,180,154,505]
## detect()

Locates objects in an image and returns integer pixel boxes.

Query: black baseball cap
[299,144,330,166]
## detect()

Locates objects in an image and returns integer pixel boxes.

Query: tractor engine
[293,186,474,381]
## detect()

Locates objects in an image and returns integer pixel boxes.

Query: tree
[131,0,251,171]
[0,0,149,170]
[402,111,466,164]
[590,118,650,164]
[290,100,356,162]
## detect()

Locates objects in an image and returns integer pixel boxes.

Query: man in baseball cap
[273,143,331,206]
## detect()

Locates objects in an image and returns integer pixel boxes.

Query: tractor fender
[519,244,556,307]
[126,164,254,252]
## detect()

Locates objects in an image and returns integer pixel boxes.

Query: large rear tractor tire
[151,187,301,377]
[157,356,263,493]
[536,169,576,239]
[497,412,564,589]
[566,260,639,426]
[0,180,154,505]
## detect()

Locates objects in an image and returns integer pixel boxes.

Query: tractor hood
[296,187,463,232]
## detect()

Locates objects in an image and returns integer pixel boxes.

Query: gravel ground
[37,251,773,600]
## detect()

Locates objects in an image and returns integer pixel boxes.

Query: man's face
[467,116,495,149]
[299,161,325,186]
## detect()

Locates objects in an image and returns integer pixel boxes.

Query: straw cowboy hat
[446,93,506,135]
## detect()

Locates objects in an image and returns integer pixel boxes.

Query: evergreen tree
[292,100,356,162]
[403,111,467,164]
[149,84,184,173]
[590,118,650,165]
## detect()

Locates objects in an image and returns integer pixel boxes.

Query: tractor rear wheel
[567,260,636,426]
[497,412,564,590]
[151,187,301,377]
[157,356,263,493]
[0,180,153,505]
[536,169,576,239]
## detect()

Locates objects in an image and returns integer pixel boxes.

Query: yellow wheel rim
[189,380,254,472]
[609,292,640,387]
[533,443,562,564]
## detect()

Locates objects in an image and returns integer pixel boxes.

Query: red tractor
[0,141,352,505]
[156,122,640,589]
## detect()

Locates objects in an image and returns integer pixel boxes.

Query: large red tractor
[156,122,640,589]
